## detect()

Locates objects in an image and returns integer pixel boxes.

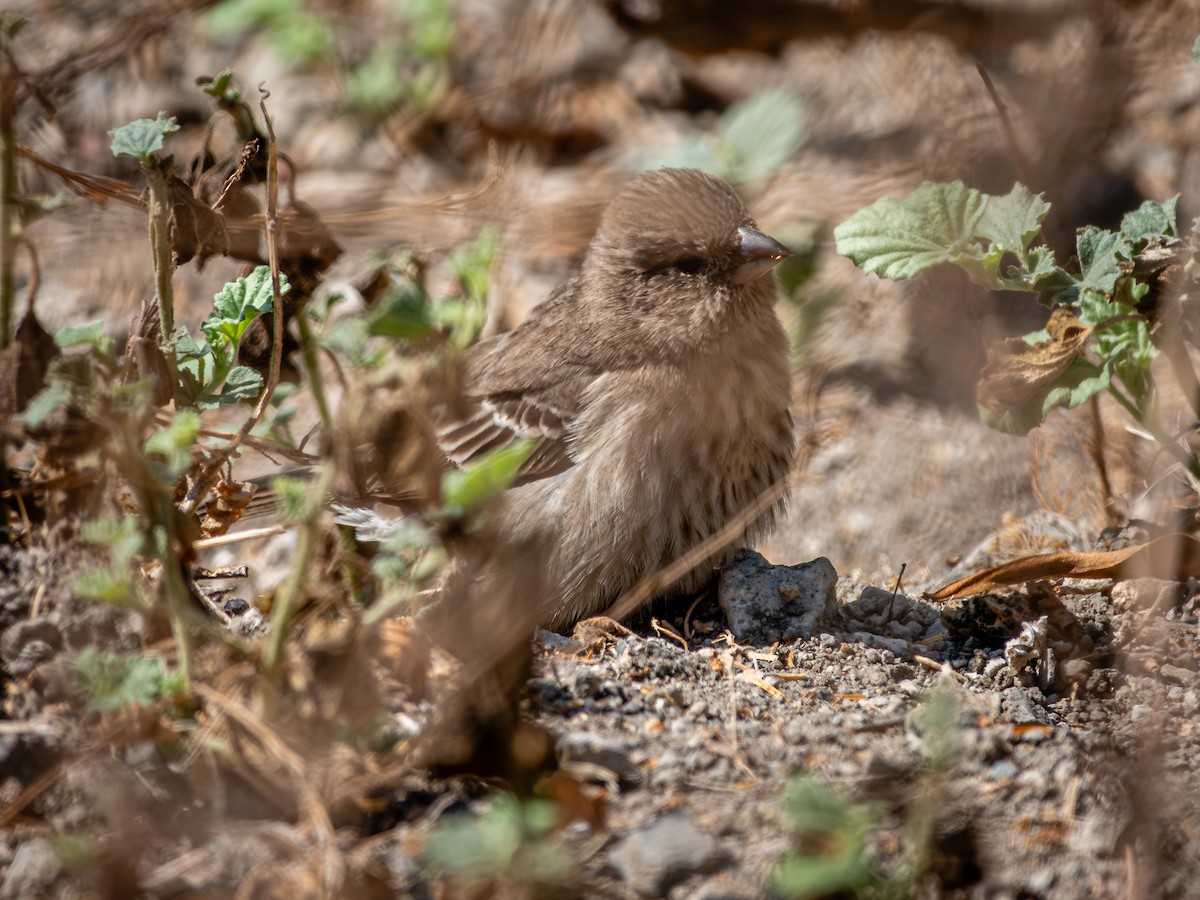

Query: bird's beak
[731,225,792,285]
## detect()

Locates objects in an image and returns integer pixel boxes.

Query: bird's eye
[671,255,705,275]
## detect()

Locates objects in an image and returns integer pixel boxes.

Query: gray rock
[608,812,731,896]
[558,732,639,786]
[718,551,837,645]
[1158,664,1196,686]
[1,838,62,900]
[0,619,62,678]
[1002,687,1051,725]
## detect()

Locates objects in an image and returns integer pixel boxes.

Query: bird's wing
[437,278,597,484]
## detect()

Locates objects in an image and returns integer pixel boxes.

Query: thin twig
[885,562,907,622]
[193,524,286,550]
[976,62,1032,188]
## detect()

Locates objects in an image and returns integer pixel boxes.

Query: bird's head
[584,168,791,343]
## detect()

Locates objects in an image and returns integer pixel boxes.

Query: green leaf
[836,181,1053,287]
[272,474,319,523]
[449,226,499,303]
[834,181,990,281]
[642,135,723,177]
[441,439,534,515]
[773,854,873,900]
[1020,247,1079,306]
[975,182,1050,252]
[720,88,807,183]
[198,69,241,104]
[70,648,164,712]
[109,111,180,163]
[220,365,263,400]
[1076,227,1130,295]
[54,321,109,352]
[368,284,434,340]
[74,569,137,605]
[204,265,283,347]
[144,410,201,478]
[17,381,71,428]
[403,0,455,59]
[200,365,263,408]
[1120,195,1179,244]
[81,515,145,568]
[422,799,523,877]
[774,776,873,899]
[1042,357,1113,415]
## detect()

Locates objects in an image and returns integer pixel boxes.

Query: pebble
[986,760,1020,781]
[608,812,731,896]
[718,552,838,644]
[559,732,638,785]
[0,837,61,899]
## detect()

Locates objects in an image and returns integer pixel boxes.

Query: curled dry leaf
[199,476,257,539]
[977,307,1092,415]
[928,534,1200,601]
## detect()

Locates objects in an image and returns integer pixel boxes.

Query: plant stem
[0,48,17,348]
[296,312,332,432]
[261,466,332,680]
[144,163,180,396]
[161,555,193,688]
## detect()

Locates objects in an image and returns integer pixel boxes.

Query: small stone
[983,658,1007,679]
[1027,868,1056,892]
[1002,688,1051,725]
[0,619,63,678]
[718,552,838,645]
[1,837,62,900]
[1130,704,1153,724]
[608,812,731,896]
[559,732,639,785]
[986,760,1020,781]
[1158,664,1196,686]
[781,718,807,744]
[537,630,584,655]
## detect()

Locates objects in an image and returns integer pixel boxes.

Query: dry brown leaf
[977,307,1092,414]
[929,534,1199,600]
[542,770,608,832]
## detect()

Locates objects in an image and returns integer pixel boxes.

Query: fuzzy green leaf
[17,382,71,428]
[144,410,201,478]
[976,182,1051,252]
[834,181,990,280]
[1121,195,1179,244]
[1076,227,1130,296]
[70,648,164,712]
[836,181,1052,287]
[109,112,180,162]
[204,266,284,347]
[441,439,534,515]
[54,321,107,350]
[720,88,807,183]
[368,284,433,340]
